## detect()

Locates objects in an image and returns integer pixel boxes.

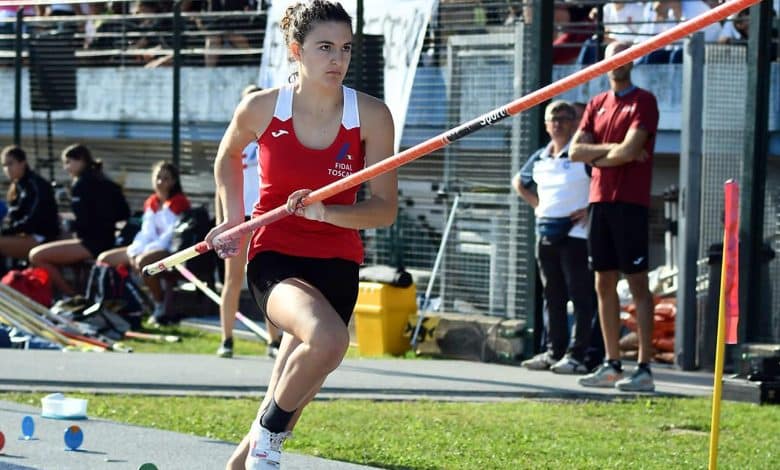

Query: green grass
[2,393,777,469]
[120,324,269,355]
[121,323,409,359]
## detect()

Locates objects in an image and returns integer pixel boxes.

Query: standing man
[513,100,596,374]
[569,41,659,392]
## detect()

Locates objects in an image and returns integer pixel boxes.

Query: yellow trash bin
[353,281,417,356]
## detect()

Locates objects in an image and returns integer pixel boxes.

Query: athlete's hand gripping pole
[142,0,758,277]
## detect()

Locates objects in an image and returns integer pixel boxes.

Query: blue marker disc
[21,415,34,439]
[64,425,83,450]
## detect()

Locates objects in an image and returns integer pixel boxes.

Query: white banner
[259,0,438,151]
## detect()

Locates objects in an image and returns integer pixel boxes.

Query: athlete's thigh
[265,278,345,345]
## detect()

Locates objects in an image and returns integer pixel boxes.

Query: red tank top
[248,85,365,264]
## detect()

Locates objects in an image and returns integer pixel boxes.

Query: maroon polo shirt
[579,86,659,207]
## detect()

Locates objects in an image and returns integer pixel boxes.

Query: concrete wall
[0,66,259,124]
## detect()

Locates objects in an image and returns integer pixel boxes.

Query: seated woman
[97,161,190,323]
[0,145,59,272]
[29,144,129,296]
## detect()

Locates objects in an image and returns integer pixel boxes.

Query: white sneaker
[216,338,233,358]
[550,355,589,375]
[245,419,291,470]
[521,352,557,370]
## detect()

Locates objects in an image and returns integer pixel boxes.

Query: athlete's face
[293,21,352,86]
[2,154,25,181]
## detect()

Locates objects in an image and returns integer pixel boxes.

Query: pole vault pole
[174,264,271,342]
[143,0,759,277]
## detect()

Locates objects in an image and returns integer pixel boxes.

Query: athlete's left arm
[321,94,398,229]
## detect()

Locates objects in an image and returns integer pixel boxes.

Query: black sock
[607,359,623,373]
[637,362,652,374]
[223,337,233,349]
[260,398,295,433]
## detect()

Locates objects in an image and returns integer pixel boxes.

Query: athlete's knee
[308,325,349,370]
[28,246,46,265]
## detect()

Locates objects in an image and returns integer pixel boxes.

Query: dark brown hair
[2,145,29,202]
[1,145,27,164]
[280,1,352,52]
[242,84,262,98]
[61,143,103,177]
[152,160,183,198]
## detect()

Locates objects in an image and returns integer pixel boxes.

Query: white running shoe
[216,338,233,358]
[550,355,589,375]
[245,419,291,470]
[578,362,624,388]
[616,367,655,392]
[521,352,557,370]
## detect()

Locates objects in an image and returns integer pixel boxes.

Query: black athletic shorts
[587,202,649,274]
[246,251,359,327]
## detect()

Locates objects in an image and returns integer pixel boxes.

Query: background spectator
[513,100,597,374]
[570,41,659,393]
[554,4,595,64]
[129,0,171,66]
[203,0,259,66]
[642,1,721,42]
[0,1,35,44]
[719,8,750,43]
[0,145,59,274]
[601,2,647,43]
[97,161,190,325]
[29,144,129,296]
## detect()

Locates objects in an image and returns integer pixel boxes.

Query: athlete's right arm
[206,89,275,255]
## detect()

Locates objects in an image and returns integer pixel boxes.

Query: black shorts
[587,202,649,274]
[246,251,359,327]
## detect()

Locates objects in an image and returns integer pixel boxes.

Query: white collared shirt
[531,141,590,239]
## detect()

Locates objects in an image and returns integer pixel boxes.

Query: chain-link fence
[698,45,780,345]
[1,1,779,347]
[362,1,543,324]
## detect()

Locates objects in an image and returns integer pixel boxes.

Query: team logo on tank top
[329,142,354,178]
